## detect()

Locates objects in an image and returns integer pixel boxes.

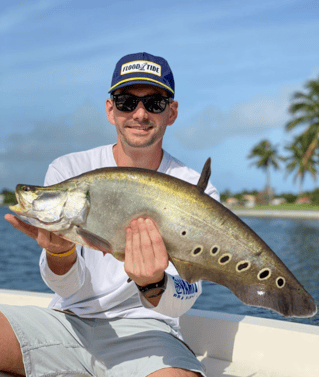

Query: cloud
[176,89,290,149]
[0,102,116,189]
[1,102,116,162]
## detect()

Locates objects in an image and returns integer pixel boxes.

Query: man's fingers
[4,214,38,240]
[145,218,167,260]
[137,218,154,259]
[130,219,143,261]
[125,227,133,265]
[37,228,74,253]
[37,228,52,249]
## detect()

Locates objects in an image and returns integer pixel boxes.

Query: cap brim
[109,77,174,97]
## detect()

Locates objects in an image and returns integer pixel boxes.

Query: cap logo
[121,60,162,77]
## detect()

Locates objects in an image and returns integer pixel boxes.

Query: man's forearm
[46,249,77,275]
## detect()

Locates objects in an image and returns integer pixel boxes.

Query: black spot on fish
[276,277,286,288]
[181,231,187,236]
[236,261,250,272]
[210,245,220,256]
[219,254,231,265]
[258,269,271,280]
[191,246,203,256]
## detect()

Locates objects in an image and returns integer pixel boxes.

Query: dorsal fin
[197,158,211,192]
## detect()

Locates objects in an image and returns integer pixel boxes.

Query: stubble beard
[121,120,161,149]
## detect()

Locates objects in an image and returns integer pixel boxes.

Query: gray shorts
[0,305,206,377]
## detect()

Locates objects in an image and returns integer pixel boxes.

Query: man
[1,52,219,377]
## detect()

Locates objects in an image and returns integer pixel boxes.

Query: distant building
[0,194,4,205]
[225,197,239,207]
[295,197,311,204]
[271,198,286,206]
[242,195,256,208]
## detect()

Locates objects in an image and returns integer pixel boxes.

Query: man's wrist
[46,244,76,257]
[135,273,167,298]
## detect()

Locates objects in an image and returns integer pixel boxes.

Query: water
[1,207,318,326]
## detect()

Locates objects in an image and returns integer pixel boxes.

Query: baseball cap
[108,52,175,98]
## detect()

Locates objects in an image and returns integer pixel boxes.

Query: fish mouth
[9,190,29,214]
[9,202,26,214]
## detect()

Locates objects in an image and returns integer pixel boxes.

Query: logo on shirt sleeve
[172,276,198,300]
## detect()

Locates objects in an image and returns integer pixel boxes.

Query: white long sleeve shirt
[39,144,219,337]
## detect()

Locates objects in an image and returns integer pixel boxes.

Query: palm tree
[286,77,319,170]
[284,131,318,195]
[248,140,282,196]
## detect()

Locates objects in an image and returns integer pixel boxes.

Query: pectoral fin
[76,227,113,254]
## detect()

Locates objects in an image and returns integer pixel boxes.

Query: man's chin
[124,137,157,149]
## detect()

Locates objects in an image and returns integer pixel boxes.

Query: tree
[248,140,282,196]
[1,189,17,205]
[284,131,318,194]
[286,77,319,170]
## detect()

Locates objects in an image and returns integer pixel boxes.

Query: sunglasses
[111,94,173,113]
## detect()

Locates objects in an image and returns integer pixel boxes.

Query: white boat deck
[1,289,318,377]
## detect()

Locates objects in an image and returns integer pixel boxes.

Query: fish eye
[21,185,32,192]
[181,231,187,236]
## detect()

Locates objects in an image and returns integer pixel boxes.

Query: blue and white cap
[108,52,175,98]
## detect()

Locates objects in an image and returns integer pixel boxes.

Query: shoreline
[2,205,319,220]
[232,208,319,219]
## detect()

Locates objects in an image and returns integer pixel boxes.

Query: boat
[0,289,318,377]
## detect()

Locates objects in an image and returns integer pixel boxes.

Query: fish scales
[10,160,317,318]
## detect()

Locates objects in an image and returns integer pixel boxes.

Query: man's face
[106,84,178,149]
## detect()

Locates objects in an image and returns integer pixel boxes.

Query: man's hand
[5,214,76,275]
[124,217,169,288]
[4,214,74,253]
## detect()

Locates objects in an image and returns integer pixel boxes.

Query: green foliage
[220,189,232,202]
[284,131,318,194]
[248,140,282,171]
[1,189,17,205]
[284,76,319,192]
[247,140,283,199]
[310,189,319,205]
[281,193,298,204]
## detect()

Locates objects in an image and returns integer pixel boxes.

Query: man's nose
[132,101,149,121]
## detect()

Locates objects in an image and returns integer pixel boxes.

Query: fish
[10,158,317,318]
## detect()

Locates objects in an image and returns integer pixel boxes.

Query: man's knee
[0,312,25,376]
[148,368,202,377]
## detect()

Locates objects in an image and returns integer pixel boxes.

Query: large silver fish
[10,159,317,318]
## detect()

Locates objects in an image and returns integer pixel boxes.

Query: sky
[1,0,319,195]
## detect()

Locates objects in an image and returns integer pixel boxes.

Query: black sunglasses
[111,94,173,113]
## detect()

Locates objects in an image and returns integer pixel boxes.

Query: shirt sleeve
[138,273,202,318]
[39,162,87,298]
[39,247,86,298]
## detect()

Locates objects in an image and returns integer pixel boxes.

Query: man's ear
[167,100,178,126]
[106,98,116,125]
